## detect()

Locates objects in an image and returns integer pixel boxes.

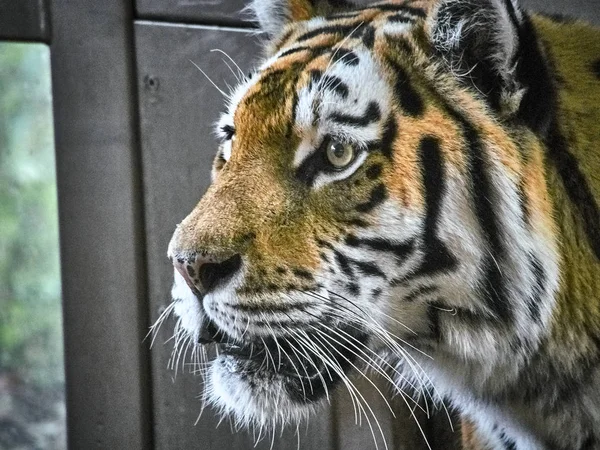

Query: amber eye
[326,140,355,169]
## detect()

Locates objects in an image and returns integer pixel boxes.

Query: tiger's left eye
[326,140,355,168]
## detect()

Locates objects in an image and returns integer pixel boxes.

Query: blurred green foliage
[0,43,64,388]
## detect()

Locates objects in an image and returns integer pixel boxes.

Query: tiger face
[166,0,559,432]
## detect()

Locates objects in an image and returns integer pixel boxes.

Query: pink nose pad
[172,253,242,294]
[173,256,201,294]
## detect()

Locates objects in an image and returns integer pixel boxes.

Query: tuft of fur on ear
[248,0,353,38]
[430,0,526,115]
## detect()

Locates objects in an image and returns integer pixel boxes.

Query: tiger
[163,0,600,448]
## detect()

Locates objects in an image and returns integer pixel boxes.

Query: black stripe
[435,104,512,321]
[324,0,352,8]
[464,124,512,321]
[342,218,370,227]
[253,318,319,328]
[514,13,557,135]
[359,25,376,49]
[309,69,323,87]
[371,115,397,159]
[527,254,545,325]
[317,238,335,250]
[327,11,363,19]
[355,4,426,17]
[345,235,414,263]
[295,149,322,185]
[384,34,414,56]
[387,13,415,23]
[427,303,441,342]
[346,282,360,295]
[220,124,235,140]
[349,258,386,278]
[413,137,457,276]
[333,250,353,276]
[546,122,600,260]
[329,101,381,127]
[365,164,382,180]
[356,183,387,212]
[404,285,437,302]
[243,68,292,106]
[319,251,330,263]
[275,28,297,47]
[321,75,349,99]
[278,46,312,58]
[292,268,314,281]
[326,0,354,10]
[498,429,517,450]
[331,48,360,66]
[388,59,424,116]
[592,59,600,79]
[227,301,311,313]
[289,91,299,137]
[297,23,364,42]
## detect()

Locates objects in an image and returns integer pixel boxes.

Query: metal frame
[0,0,50,42]
[49,0,152,448]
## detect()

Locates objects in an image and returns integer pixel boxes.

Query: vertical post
[49,1,152,448]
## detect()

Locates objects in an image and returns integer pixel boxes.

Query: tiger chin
[163,0,600,448]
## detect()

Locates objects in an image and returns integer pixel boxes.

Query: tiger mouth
[199,317,368,402]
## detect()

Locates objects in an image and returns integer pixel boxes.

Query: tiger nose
[172,253,242,294]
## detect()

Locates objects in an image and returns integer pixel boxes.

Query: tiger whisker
[211,48,246,83]
[147,301,177,346]
[290,328,364,426]
[310,325,398,418]
[309,331,388,450]
[302,288,437,406]
[291,294,424,405]
[189,59,229,98]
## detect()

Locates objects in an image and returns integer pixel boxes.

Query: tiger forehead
[232,53,342,141]
[228,2,431,154]
[272,0,432,52]
[233,68,301,145]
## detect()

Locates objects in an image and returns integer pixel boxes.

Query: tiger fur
[164,0,600,448]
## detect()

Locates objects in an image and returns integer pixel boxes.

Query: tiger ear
[248,0,353,38]
[430,0,525,114]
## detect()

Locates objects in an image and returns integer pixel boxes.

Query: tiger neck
[534,15,600,355]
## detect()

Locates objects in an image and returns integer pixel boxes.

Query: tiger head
[166,0,559,430]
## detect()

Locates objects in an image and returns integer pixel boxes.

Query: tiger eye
[326,140,355,168]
